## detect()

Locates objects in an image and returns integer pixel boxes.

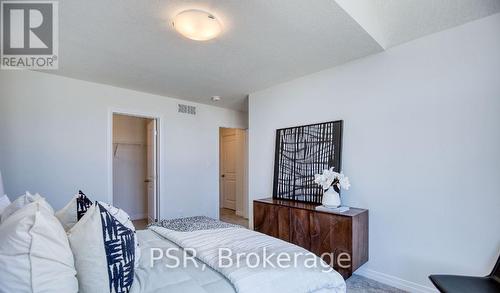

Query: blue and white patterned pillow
[98,203,135,293]
[68,202,138,293]
[55,190,93,231]
[76,190,92,220]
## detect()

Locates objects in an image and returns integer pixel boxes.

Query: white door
[220,129,237,210]
[146,120,157,223]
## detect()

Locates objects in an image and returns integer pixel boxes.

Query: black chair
[429,254,500,293]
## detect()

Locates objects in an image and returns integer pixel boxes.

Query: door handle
[144,179,152,183]
[221,174,225,178]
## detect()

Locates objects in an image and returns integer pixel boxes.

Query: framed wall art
[273,120,343,203]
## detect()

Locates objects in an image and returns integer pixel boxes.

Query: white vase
[322,186,341,208]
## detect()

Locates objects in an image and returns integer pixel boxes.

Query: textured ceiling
[49,0,500,111]
[52,0,382,111]
[336,0,500,49]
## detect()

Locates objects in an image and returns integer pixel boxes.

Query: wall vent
[178,104,196,115]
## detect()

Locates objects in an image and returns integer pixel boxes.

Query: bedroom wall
[248,14,500,292]
[0,70,247,219]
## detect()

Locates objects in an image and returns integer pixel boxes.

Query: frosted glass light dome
[173,9,222,41]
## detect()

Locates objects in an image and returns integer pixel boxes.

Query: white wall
[0,70,247,219]
[113,114,148,220]
[249,14,500,291]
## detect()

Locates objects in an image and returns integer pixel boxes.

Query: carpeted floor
[347,275,407,292]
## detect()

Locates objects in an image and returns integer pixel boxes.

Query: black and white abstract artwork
[273,120,343,203]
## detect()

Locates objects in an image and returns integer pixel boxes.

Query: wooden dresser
[253,198,368,278]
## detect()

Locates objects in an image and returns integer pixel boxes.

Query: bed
[0,190,346,293]
[132,229,235,293]
[131,217,347,293]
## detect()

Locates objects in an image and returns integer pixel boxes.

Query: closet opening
[111,113,159,229]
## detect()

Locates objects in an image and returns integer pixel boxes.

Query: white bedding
[131,229,236,293]
[148,226,346,293]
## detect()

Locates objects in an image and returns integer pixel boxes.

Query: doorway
[219,128,248,228]
[112,113,159,229]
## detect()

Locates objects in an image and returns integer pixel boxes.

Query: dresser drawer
[253,198,368,279]
[253,201,290,242]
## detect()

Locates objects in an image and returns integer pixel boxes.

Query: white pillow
[0,194,10,216]
[68,202,138,293]
[0,199,78,293]
[0,192,53,223]
[55,190,93,231]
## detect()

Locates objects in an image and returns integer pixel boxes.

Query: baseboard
[355,268,438,293]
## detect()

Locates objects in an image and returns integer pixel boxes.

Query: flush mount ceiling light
[211,96,221,101]
[173,9,222,41]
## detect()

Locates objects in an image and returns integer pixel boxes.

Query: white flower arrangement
[314,168,350,193]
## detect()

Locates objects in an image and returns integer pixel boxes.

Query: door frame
[107,108,163,221]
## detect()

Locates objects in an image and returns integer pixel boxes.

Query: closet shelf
[113,142,146,157]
